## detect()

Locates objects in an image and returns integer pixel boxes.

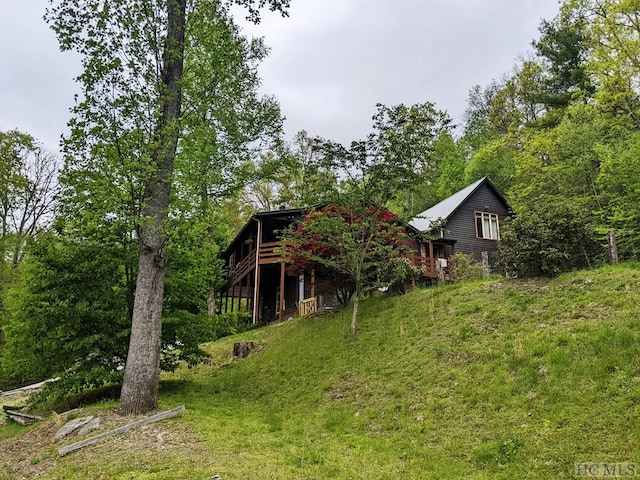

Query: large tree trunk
[119,0,186,415]
[118,250,165,413]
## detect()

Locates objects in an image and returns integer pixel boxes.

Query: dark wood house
[221,207,455,324]
[220,177,510,324]
[409,176,511,262]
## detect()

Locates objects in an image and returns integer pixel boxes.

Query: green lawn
[2,263,639,479]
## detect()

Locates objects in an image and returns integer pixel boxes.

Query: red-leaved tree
[281,202,417,335]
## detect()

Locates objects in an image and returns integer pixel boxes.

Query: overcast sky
[0,1,560,153]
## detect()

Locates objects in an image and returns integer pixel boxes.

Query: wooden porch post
[279,262,285,321]
[224,284,229,314]
[253,266,261,324]
[236,278,241,312]
[248,270,253,316]
[310,268,316,297]
[252,219,262,324]
[428,240,434,277]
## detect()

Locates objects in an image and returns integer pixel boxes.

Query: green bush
[382,257,422,295]
[212,311,254,336]
[499,202,604,277]
[1,233,230,398]
[1,235,130,391]
[449,252,485,282]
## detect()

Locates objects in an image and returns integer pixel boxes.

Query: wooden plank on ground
[5,413,30,426]
[4,411,43,426]
[1,378,59,397]
[2,405,22,411]
[58,405,186,456]
[3,406,43,421]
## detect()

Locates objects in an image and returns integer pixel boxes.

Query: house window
[475,212,500,240]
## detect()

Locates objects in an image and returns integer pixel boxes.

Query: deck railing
[229,241,287,286]
[259,241,285,264]
[408,254,437,278]
[298,297,317,317]
[232,244,443,285]
[231,249,256,285]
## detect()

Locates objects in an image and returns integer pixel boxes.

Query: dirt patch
[487,277,551,293]
[0,407,208,479]
[0,412,61,479]
[325,375,363,403]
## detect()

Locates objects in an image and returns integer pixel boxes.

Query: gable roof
[409,177,508,232]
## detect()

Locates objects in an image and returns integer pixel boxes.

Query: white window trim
[475,211,500,240]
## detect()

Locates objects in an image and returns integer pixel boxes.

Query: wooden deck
[231,243,446,286]
[408,254,433,277]
[231,250,256,284]
[408,254,438,278]
[230,242,283,285]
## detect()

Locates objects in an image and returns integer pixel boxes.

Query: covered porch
[409,238,457,280]
[221,207,326,324]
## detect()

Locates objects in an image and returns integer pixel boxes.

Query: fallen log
[3,409,43,426]
[58,405,186,456]
[2,405,22,411]
[1,378,59,397]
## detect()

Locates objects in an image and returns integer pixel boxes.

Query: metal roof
[409,177,488,232]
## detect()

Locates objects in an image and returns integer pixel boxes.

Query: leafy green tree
[433,131,467,201]
[0,130,59,368]
[509,102,612,215]
[460,83,501,157]
[230,132,339,215]
[465,136,516,194]
[461,63,545,197]
[368,103,453,216]
[1,206,234,392]
[273,131,339,208]
[531,10,593,126]
[165,208,229,319]
[46,0,288,414]
[1,235,129,391]
[565,0,640,124]
[487,60,547,133]
[596,130,640,259]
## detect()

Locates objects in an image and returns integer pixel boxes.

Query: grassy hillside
[1,263,640,479]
